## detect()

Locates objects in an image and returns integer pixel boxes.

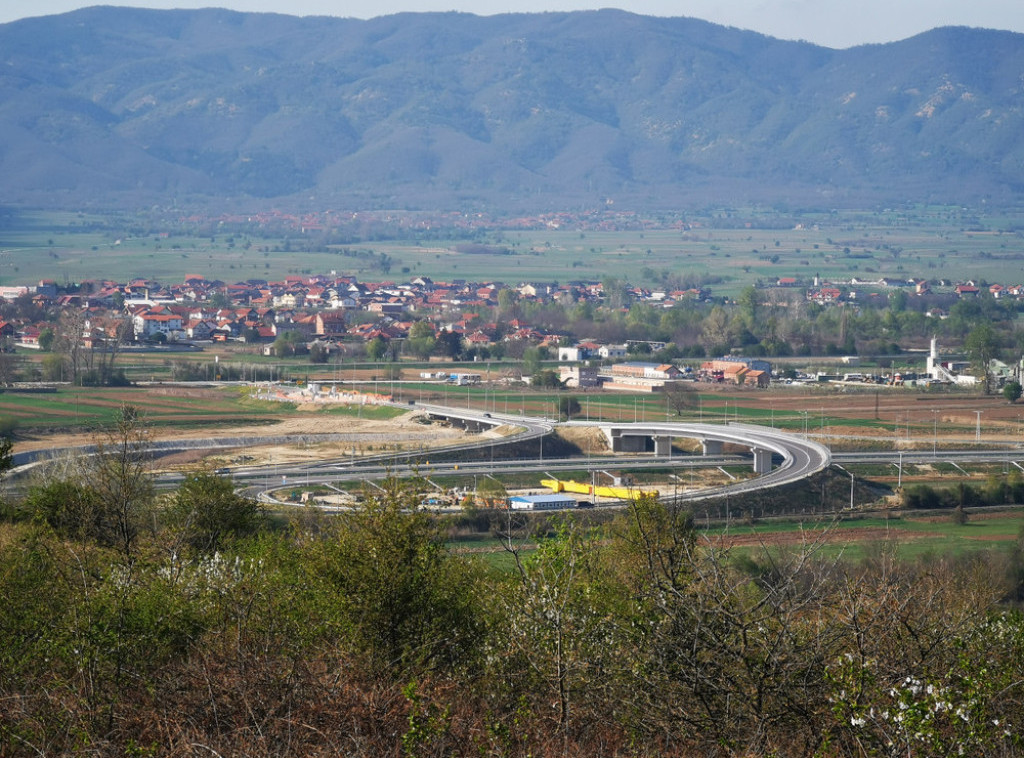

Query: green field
[0,385,298,432]
[442,508,1024,571]
[705,509,1024,562]
[4,207,1024,296]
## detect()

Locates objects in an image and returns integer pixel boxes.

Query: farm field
[6,375,1024,452]
[3,206,1024,296]
[702,508,1024,563]
[2,384,409,453]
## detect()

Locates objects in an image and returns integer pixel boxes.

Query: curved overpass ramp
[12,405,828,505]
[580,420,832,502]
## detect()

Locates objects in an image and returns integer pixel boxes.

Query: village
[0,267,1016,392]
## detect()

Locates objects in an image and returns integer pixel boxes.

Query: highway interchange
[13,402,1024,509]
[199,404,1021,508]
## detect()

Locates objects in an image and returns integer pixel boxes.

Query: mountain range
[2,7,1023,212]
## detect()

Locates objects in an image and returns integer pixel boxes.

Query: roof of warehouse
[508,494,577,504]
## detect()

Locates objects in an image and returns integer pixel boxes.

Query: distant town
[0,264,1015,392]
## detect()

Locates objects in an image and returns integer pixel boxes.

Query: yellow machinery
[540,478,657,501]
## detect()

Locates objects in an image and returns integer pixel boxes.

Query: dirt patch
[148,387,225,400]
[13,409,468,459]
[555,426,609,454]
[905,511,1017,524]
[704,526,935,549]
[154,448,213,467]
[963,534,1015,542]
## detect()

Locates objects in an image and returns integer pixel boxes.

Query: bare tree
[93,315,133,384]
[53,308,88,383]
[91,404,155,555]
[0,348,21,386]
[664,381,698,416]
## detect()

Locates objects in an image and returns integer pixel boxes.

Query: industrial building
[507,493,577,510]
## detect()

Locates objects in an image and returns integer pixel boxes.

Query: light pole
[836,464,855,510]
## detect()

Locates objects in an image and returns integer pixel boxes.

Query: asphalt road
[15,401,1024,508]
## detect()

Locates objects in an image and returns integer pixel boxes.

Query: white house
[133,312,184,340]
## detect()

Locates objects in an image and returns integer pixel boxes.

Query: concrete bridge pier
[654,435,673,456]
[701,439,724,456]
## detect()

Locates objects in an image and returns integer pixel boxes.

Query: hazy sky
[3,0,1024,49]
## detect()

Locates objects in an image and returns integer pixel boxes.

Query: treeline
[902,471,1024,510]
[2,414,1024,755]
[467,281,1024,363]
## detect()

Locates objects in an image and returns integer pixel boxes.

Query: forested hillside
[2,9,1023,210]
[2,411,1024,756]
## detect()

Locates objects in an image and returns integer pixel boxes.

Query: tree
[965,323,999,393]
[41,353,66,381]
[500,516,623,739]
[0,436,12,478]
[273,330,306,357]
[88,315,133,386]
[434,329,463,359]
[91,404,155,556]
[522,345,546,376]
[602,276,630,309]
[366,336,389,362]
[736,284,759,328]
[406,321,437,359]
[0,350,21,386]
[309,341,329,364]
[558,395,581,420]
[700,305,731,355]
[664,381,697,416]
[53,308,88,384]
[1003,380,1022,404]
[497,287,518,316]
[170,471,264,554]
[22,479,107,543]
[531,369,562,389]
[313,478,484,673]
[18,407,152,555]
[37,327,55,352]
[208,291,230,309]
